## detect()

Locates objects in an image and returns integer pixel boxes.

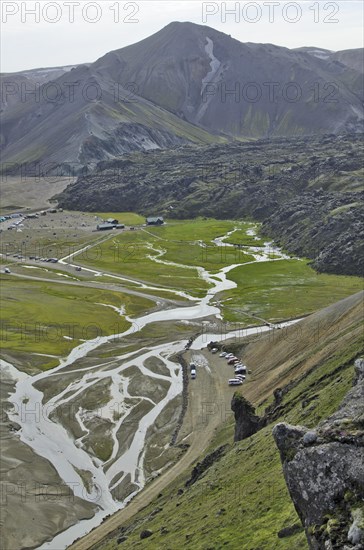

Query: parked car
[235,367,247,374]
[75,266,82,272]
[219,352,227,357]
[228,378,243,386]
[211,348,218,354]
[225,353,234,359]
[235,374,246,381]
[191,368,196,379]
[227,357,238,365]
[4,267,11,274]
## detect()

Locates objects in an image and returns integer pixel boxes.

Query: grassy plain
[222,259,364,322]
[78,218,363,319]
[0,277,153,370]
[2,217,362,369]
[79,219,256,296]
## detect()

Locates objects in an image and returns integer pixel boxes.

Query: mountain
[0,62,218,175]
[330,48,364,73]
[1,22,363,173]
[96,22,363,136]
[293,46,364,73]
[0,66,76,112]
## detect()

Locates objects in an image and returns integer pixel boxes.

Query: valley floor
[0,211,362,549]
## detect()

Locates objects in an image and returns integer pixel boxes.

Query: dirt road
[69,349,235,550]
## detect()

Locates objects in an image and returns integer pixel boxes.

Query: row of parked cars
[219,351,247,386]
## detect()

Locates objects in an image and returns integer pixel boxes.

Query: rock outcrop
[231,394,265,442]
[273,358,364,549]
[56,133,363,277]
[185,445,228,487]
[263,189,364,277]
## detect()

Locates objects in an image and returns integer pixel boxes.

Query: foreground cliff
[273,358,364,549]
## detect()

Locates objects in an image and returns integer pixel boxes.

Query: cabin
[146,216,164,226]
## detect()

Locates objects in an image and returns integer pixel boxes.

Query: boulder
[273,358,364,549]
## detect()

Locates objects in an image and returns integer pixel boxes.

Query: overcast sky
[1,1,363,72]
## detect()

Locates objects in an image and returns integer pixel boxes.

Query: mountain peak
[1,22,363,171]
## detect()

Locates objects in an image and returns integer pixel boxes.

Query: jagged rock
[185,445,228,487]
[140,529,153,539]
[273,358,364,549]
[150,507,162,517]
[348,508,364,544]
[231,394,265,442]
[277,524,302,538]
[353,358,364,386]
[303,431,318,446]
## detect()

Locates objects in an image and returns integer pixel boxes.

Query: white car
[211,348,218,354]
[228,378,243,386]
[235,374,246,381]
[191,369,196,379]
[4,267,11,274]
[235,367,247,375]
[219,352,227,357]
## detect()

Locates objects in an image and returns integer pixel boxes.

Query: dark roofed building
[146,216,164,226]
[97,223,124,231]
[97,224,115,231]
